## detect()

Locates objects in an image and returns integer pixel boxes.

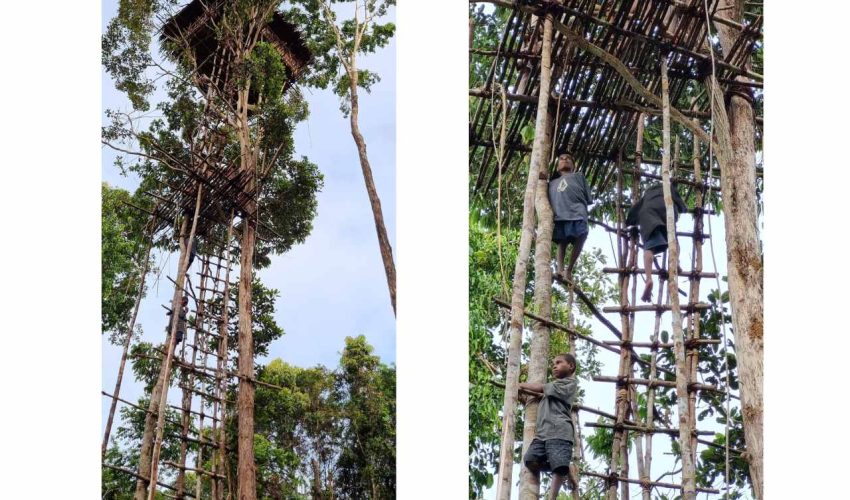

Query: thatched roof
[161,0,312,98]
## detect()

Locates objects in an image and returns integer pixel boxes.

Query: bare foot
[641,279,654,302]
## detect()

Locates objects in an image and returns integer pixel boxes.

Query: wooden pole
[103,237,153,457]
[144,184,204,500]
[134,212,190,500]
[660,54,696,499]
[607,151,636,500]
[216,214,236,500]
[686,107,705,492]
[177,258,210,498]
[518,109,555,500]
[496,13,554,500]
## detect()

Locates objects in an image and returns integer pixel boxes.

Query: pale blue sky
[101,0,396,434]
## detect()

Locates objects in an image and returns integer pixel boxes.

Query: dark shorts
[643,227,668,255]
[553,220,588,245]
[168,328,185,344]
[523,438,573,475]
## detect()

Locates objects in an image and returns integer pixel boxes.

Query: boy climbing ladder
[626,182,687,302]
[519,353,579,500]
[548,153,592,279]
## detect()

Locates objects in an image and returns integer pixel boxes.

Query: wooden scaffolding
[471,0,761,498]
[102,1,312,498]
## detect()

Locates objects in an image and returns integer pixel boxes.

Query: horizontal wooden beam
[585,421,714,436]
[102,463,190,496]
[602,267,718,279]
[581,470,720,493]
[603,339,721,349]
[601,303,710,314]
[592,375,727,395]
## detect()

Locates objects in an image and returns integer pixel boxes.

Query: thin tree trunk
[518,113,555,500]
[103,239,152,457]
[660,56,695,500]
[567,289,581,500]
[134,215,188,500]
[348,77,397,316]
[713,3,764,496]
[495,13,554,500]
[312,458,323,499]
[136,185,203,500]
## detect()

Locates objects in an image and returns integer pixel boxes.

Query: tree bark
[103,239,152,457]
[495,13,554,500]
[237,209,257,500]
[348,70,397,316]
[134,216,188,500]
[713,3,764,496]
[312,458,323,499]
[660,56,696,500]
[518,115,555,500]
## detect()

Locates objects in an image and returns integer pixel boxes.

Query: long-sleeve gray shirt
[548,172,591,221]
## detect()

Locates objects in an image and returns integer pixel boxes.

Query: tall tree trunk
[518,115,555,500]
[660,56,695,499]
[103,239,152,457]
[311,458,323,499]
[233,56,259,497]
[348,72,396,316]
[134,216,188,500]
[713,3,764,496]
[495,13,554,500]
[237,212,257,500]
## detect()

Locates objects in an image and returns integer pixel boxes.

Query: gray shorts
[523,438,573,475]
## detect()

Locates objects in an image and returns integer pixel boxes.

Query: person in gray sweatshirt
[548,153,592,279]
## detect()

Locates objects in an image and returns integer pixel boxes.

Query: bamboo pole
[496,13,555,500]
